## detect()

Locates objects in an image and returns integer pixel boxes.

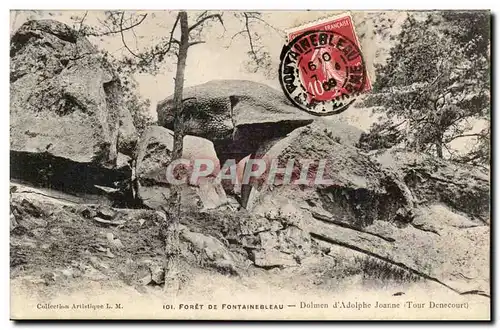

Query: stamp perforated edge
[284,11,372,91]
[285,12,353,42]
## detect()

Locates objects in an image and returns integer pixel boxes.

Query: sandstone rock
[10,196,53,231]
[105,232,124,250]
[150,263,165,285]
[135,125,227,210]
[373,149,490,223]
[106,232,115,242]
[81,207,97,219]
[136,125,220,177]
[258,232,278,250]
[104,248,115,258]
[61,267,77,278]
[10,19,137,164]
[112,238,125,250]
[157,80,314,162]
[310,207,334,221]
[247,123,414,227]
[252,249,297,268]
[412,204,484,231]
[40,272,57,285]
[195,178,228,210]
[116,153,132,170]
[180,227,240,274]
[81,265,108,281]
[10,20,138,205]
[251,193,489,293]
[238,214,282,235]
[244,123,489,294]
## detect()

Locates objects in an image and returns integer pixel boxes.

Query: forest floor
[9,183,490,320]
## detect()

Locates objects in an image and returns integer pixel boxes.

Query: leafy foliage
[360,11,490,165]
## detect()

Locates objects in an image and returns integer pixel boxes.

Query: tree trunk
[163,10,189,295]
[436,140,443,158]
[435,131,444,158]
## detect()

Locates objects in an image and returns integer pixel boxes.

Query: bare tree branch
[120,12,141,58]
[189,13,225,32]
[243,12,258,61]
[94,13,148,36]
[119,11,180,64]
[445,133,484,143]
[188,41,205,47]
[78,11,88,33]
[244,12,284,35]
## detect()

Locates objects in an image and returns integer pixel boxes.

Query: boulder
[372,149,490,223]
[252,249,298,268]
[307,119,365,147]
[10,20,138,164]
[135,125,227,210]
[157,80,314,162]
[10,20,138,204]
[241,123,489,295]
[247,123,414,227]
[180,225,241,275]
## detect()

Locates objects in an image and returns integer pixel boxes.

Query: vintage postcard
[9,9,491,320]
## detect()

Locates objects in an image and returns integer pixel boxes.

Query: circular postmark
[279,30,368,116]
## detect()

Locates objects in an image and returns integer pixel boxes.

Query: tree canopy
[359,11,490,166]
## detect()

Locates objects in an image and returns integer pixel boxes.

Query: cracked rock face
[10,19,137,165]
[157,80,314,162]
[240,123,490,295]
[135,125,227,210]
[372,149,490,223]
[247,122,415,226]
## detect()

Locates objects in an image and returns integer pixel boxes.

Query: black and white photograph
[8,9,491,320]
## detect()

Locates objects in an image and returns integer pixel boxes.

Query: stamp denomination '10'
[279,13,371,115]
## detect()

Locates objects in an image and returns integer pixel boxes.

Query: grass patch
[355,255,422,284]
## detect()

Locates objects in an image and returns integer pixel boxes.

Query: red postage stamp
[279,13,372,115]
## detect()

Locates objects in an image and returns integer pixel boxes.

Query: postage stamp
[9,9,491,321]
[279,13,372,115]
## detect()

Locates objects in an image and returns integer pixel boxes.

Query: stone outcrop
[246,123,414,226]
[372,149,490,223]
[179,224,243,275]
[11,19,138,163]
[237,123,490,295]
[157,80,314,162]
[10,20,138,204]
[135,125,227,210]
[9,183,247,286]
[156,101,490,295]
